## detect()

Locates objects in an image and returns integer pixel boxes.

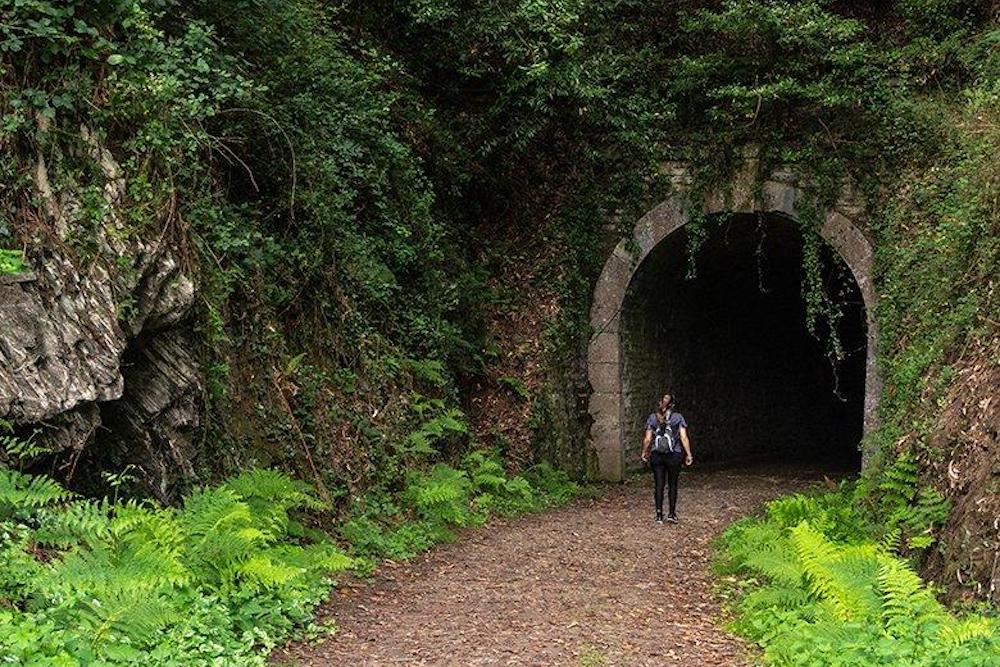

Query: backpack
[652,412,678,454]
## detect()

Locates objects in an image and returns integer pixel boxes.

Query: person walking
[640,393,693,524]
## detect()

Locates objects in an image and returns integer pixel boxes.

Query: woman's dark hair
[657,393,674,420]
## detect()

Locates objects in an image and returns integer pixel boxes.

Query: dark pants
[651,451,683,515]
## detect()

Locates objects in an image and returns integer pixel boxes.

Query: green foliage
[0,467,75,518]
[718,489,1000,666]
[0,425,51,466]
[0,249,26,275]
[765,483,873,543]
[400,394,470,456]
[499,376,532,401]
[0,468,352,666]
[340,450,579,566]
[864,67,998,536]
[404,464,476,528]
[1,0,995,612]
[869,451,952,551]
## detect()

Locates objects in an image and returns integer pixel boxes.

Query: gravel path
[275,466,828,666]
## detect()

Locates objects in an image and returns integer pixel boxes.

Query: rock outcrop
[0,124,202,500]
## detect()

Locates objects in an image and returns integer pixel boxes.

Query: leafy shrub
[718,489,1000,666]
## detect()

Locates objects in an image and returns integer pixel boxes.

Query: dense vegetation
[1,0,998,662]
[717,486,999,665]
[0,432,578,665]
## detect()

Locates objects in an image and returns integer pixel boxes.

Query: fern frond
[274,542,354,574]
[222,469,326,540]
[51,534,189,597]
[790,521,880,622]
[223,468,326,511]
[68,589,177,651]
[742,542,804,587]
[404,465,472,526]
[767,494,820,529]
[938,616,998,647]
[233,553,303,592]
[876,555,947,640]
[179,488,267,585]
[35,499,112,548]
[0,469,74,518]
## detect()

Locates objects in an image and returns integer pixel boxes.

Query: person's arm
[680,426,693,466]
[641,427,653,463]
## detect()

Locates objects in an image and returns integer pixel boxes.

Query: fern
[0,468,74,518]
[273,542,354,575]
[400,358,448,388]
[50,536,187,598]
[464,450,508,492]
[790,522,848,617]
[34,499,112,548]
[742,542,805,588]
[463,450,548,515]
[401,408,470,455]
[70,589,179,652]
[901,486,951,549]
[404,464,474,526]
[876,450,950,548]
[877,451,919,507]
[223,468,327,512]
[790,522,882,622]
[0,433,50,462]
[0,467,353,666]
[222,468,327,539]
[876,556,947,640]
[0,460,569,664]
[767,494,819,528]
[939,616,999,648]
[233,553,304,593]
[719,487,999,666]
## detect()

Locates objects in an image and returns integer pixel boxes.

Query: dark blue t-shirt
[646,411,687,454]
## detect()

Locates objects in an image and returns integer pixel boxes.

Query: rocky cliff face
[925,332,1000,605]
[0,126,202,502]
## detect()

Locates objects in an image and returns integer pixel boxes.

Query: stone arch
[587,164,880,480]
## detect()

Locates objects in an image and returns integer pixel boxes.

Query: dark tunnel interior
[620,213,867,470]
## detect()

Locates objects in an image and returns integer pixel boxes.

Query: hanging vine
[673,157,853,401]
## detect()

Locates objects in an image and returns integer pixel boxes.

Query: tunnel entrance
[620,214,867,471]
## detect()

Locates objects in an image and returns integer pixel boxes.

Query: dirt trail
[275,466,828,667]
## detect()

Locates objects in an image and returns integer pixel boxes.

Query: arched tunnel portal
[587,170,880,480]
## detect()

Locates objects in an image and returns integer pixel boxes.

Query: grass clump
[717,486,1000,666]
